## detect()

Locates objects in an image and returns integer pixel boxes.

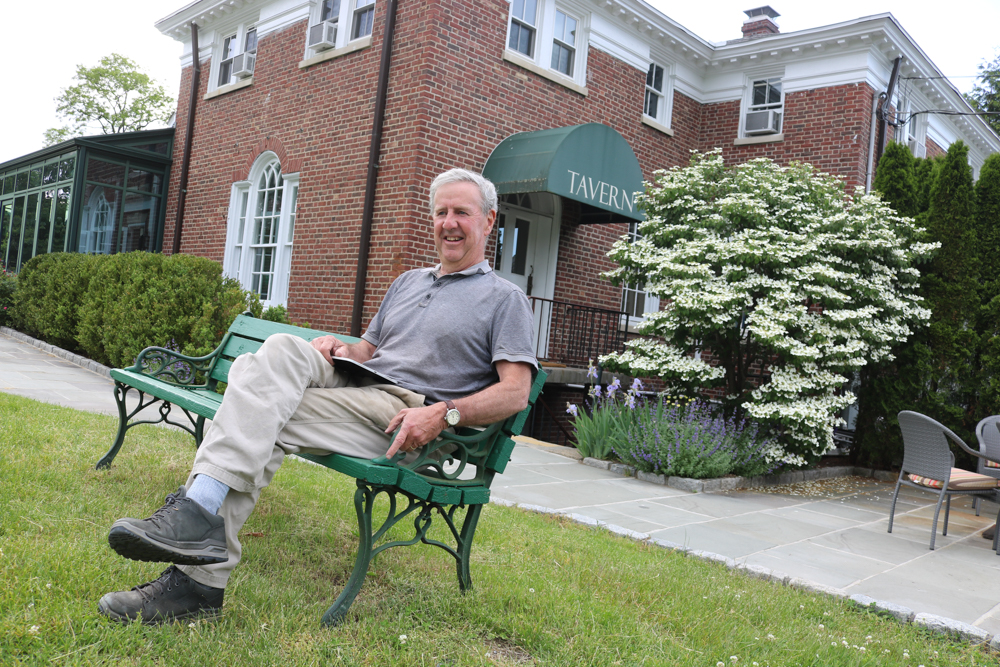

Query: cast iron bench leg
[456,503,483,592]
[96,383,144,470]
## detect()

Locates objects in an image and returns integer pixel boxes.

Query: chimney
[742,6,780,38]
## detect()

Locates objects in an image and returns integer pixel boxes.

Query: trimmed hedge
[11,252,262,368]
[12,253,100,349]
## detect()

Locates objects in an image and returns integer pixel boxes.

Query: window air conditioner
[744,109,782,135]
[308,21,338,51]
[232,52,256,78]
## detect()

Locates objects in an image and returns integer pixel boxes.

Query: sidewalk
[3,328,999,640]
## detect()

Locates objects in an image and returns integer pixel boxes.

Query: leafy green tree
[872,141,917,217]
[965,52,1000,136]
[600,152,935,466]
[853,141,922,467]
[43,54,174,146]
[855,142,979,468]
[912,156,940,217]
[975,154,1000,416]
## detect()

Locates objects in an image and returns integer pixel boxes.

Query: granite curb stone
[583,453,900,494]
[913,613,990,644]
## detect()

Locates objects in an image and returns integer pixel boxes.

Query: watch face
[446,408,460,426]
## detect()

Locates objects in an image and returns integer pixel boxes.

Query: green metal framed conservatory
[0,128,174,272]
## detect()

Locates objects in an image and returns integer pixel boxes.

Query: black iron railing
[528,296,628,367]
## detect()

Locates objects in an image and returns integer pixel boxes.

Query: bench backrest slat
[207,314,360,384]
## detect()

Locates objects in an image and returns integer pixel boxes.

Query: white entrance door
[493,206,555,356]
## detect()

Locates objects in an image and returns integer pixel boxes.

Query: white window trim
[504,0,589,90]
[739,71,784,139]
[209,22,258,93]
[304,0,374,58]
[223,153,299,308]
[642,60,674,131]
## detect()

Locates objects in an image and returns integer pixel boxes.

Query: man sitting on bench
[98,168,537,624]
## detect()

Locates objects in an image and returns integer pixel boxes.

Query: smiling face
[432,181,496,274]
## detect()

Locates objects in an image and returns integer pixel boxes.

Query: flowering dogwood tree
[600,152,937,464]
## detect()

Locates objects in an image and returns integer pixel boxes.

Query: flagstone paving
[3,329,999,636]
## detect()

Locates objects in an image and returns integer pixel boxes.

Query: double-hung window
[508,0,537,57]
[743,76,783,136]
[505,0,588,87]
[352,0,375,40]
[642,60,674,130]
[620,222,659,325]
[216,25,257,89]
[226,154,298,307]
[644,64,665,118]
[550,10,577,77]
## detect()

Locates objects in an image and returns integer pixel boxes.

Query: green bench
[98,313,546,626]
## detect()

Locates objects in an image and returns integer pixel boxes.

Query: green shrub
[10,253,98,349]
[0,262,16,327]
[76,252,252,367]
[259,304,310,328]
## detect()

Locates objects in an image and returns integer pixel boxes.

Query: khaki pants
[177,334,425,589]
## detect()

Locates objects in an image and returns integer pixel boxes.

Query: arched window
[224,153,298,307]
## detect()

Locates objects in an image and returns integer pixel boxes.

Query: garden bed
[582,456,898,493]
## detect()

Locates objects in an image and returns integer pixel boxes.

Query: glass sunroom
[0,128,174,272]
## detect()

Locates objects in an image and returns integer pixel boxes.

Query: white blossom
[600,152,936,460]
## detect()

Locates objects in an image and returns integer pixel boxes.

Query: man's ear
[485,209,497,237]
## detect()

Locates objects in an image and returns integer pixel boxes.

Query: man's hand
[384,404,448,458]
[310,336,376,365]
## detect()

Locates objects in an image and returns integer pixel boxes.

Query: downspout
[172,22,201,255]
[865,91,880,193]
[350,0,400,337]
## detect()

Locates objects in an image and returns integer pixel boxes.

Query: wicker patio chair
[973,415,1000,553]
[888,411,1000,550]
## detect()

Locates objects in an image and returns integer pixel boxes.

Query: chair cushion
[985,459,1000,469]
[908,468,999,490]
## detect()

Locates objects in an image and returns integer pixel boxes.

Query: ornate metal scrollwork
[133,347,216,387]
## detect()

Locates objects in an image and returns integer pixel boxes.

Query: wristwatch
[443,399,461,427]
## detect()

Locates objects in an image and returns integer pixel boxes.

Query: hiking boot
[983,524,996,541]
[109,487,227,565]
[98,566,223,625]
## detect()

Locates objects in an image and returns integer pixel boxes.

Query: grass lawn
[1,391,997,666]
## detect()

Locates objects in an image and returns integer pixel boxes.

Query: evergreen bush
[854,142,979,468]
[11,253,99,350]
[872,141,918,217]
[975,153,1000,417]
[0,261,16,327]
[76,252,251,368]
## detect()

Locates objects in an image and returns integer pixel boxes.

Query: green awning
[482,123,644,222]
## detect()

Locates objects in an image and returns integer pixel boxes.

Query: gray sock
[186,474,230,515]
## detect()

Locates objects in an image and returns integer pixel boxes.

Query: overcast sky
[0,0,996,165]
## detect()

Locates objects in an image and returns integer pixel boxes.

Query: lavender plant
[566,365,636,459]
[614,397,780,480]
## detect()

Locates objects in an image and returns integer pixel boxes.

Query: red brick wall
[698,82,877,193]
[163,0,696,332]
[163,0,890,334]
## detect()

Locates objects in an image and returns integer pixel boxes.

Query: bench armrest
[372,422,505,481]
[122,336,229,388]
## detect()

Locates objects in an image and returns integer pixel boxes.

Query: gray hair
[429,168,498,216]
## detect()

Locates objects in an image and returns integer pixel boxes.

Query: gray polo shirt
[362,260,537,402]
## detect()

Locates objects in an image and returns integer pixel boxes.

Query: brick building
[153,0,999,440]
